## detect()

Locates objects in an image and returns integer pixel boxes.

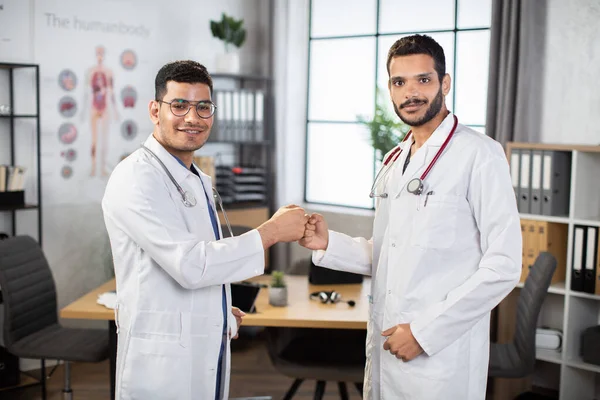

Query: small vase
[215,52,240,74]
[269,287,288,307]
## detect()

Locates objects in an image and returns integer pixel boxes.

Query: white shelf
[565,356,600,374]
[569,290,600,301]
[519,213,570,224]
[505,144,600,400]
[572,218,600,227]
[515,281,567,295]
[537,348,563,364]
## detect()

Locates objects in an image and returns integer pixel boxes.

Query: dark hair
[154,60,213,101]
[386,34,446,81]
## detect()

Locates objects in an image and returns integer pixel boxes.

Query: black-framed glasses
[157,99,217,119]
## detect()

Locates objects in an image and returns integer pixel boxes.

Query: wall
[540,0,600,145]
[0,0,270,369]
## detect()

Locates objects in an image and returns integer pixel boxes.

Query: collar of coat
[399,112,457,152]
[142,134,210,186]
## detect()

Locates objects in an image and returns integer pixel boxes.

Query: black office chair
[0,235,109,399]
[266,327,365,400]
[488,252,557,378]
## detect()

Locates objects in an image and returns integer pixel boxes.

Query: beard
[394,86,444,127]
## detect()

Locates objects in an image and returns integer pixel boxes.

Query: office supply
[518,149,531,213]
[530,150,543,215]
[584,226,598,294]
[231,281,262,313]
[571,225,585,291]
[97,291,117,310]
[535,328,562,351]
[309,259,363,285]
[510,149,521,206]
[541,151,571,216]
[581,325,600,366]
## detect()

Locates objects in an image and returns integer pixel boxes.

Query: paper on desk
[97,291,116,309]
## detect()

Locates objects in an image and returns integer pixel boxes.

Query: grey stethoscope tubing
[141,145,234,238]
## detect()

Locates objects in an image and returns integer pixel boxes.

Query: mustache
[400,99,428,108]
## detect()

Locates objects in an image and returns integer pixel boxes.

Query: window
[305,0,492,208]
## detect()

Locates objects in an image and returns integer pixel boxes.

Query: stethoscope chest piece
[182,191,197,207]
[407,178,424,195]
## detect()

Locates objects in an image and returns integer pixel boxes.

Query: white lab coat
[313,113,521,400]
[102,134,265,400]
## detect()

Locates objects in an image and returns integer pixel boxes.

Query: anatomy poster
[34,0,162,205]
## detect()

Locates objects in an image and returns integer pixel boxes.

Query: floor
[0,329,362,400]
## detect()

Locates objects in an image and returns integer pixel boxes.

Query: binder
[541,151,571,216]
[510,150,521,207]
[571,225,585,292]
[595,229,600,296]
[536,221,568,284]
[519,220,528,282]
[584,226,598,294]
[520,220,537,283]
[518,150,531,213]
[530,150,543,215]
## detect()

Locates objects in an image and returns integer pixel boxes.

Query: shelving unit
[0,63,42,391]
[203,73,275,268]
[494,142,600,400]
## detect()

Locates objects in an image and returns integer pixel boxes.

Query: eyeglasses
[157,99,217,119]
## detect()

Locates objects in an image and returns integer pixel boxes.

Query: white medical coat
[102,134,265,400]
[313,113,521,400]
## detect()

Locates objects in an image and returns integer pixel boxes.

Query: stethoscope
[141,145,234,238]
[369,115,458,198]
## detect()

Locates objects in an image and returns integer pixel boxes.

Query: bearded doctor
[102,60,307,400]
[300,34,521,400]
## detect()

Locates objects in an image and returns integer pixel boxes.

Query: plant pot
[269,287,288,307]
[215,52,240,74]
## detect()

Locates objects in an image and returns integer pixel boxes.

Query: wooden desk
[60,275,370,329]
[60,275,370,399]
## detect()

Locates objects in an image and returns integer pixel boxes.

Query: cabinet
[202,73,275,267]
[0,62,42,243]
[494,142,600,400]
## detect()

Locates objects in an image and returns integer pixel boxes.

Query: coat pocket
[120,337,192,400]
[411,194,459,249]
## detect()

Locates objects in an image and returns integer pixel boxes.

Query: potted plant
[269,271,288,307]
[210,13,246,74]
[357,88,410,161]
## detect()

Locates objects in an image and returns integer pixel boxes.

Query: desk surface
[60,275,370,330]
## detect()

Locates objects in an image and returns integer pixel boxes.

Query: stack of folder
[212,89,265,143]
[520,219,568,284]
[510,149,571,216]
[215,166,267,205]
[0,165,27,192]
[571,225,600,295]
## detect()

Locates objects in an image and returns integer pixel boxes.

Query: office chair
[265,327,365,400]
[488,252,557,378]
[0,235,109,399]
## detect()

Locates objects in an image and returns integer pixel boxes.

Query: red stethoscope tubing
[383,115,458,182]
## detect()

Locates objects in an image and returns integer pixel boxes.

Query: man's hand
[298,213,329,251]
[381,323,423,361]
[257,205,308,249]
[231,307,246,339]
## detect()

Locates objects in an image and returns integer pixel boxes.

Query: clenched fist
[298,213,329,251]
[257,205,309,249]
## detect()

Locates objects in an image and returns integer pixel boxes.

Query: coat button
[391,243,396,247]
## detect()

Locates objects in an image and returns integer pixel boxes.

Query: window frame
[304,0,491,210]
